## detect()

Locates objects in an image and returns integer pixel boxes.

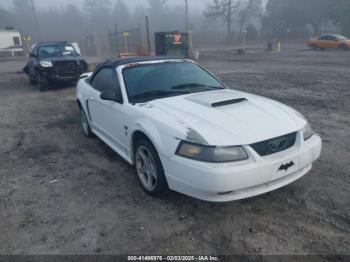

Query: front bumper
[39,65,87,82]
[161,133,322,202]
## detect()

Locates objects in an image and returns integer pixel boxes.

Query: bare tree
[111,0,131,30]
[205,0,240,43]
[0,5,13,28]
[147,0,169,31]
[332,0,350,35]
[84,0,112,29]
[238,0,263,41]
[264,0,333,38]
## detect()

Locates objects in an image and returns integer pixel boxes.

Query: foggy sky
[1,0,205,11]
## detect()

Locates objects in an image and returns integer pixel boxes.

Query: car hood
[146,89,306,146]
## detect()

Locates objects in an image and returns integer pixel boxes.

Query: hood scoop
[211,98,247,107]
[185,91,248,108]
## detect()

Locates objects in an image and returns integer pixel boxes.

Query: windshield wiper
[133,90,191,100]
[172,83,225,90]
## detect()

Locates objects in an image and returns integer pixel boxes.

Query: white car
[76,57,322,202]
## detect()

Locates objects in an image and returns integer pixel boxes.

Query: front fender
[132,118,165,154]
[130,118,182,162]
[76,80,91,121]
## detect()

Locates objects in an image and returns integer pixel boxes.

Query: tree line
[1,0,212,55]
[205,0,350,43]
[0,0,349,53]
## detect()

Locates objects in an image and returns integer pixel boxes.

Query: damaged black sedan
[23,41,88,91]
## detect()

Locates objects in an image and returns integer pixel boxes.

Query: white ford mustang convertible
[76,57,322,202]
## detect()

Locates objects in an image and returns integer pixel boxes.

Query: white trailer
[0,29,24,56]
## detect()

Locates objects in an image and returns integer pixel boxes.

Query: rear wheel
[134,139,168,197]
[339,44,348,51]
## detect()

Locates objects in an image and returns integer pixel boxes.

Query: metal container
[155,32,189,57]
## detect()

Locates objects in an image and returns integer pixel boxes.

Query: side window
[328,36,337,41]
[90,68,123,100]
[321,35,336,41]
[319,35,327,40]
[13,37,20,45]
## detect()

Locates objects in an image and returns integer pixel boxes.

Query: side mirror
[29,53,36,57]
[100,90,123,103]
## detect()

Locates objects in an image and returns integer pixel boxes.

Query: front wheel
[36,72,49,91]
[134,139,168,197]
[339,44,348,51]
[311,44,319,50]
[80,107,94,138]
[29,77,37,85]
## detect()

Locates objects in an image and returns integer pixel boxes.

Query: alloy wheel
[135,146,158,191]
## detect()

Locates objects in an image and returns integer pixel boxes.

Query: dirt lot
[0,45,349,256]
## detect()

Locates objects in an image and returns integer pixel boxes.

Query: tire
[79,107,94,138]
[339,44,348,51]
[36,72,49,91]
[134,138,168,197]
[29,77,37,85]
[311,44,319,50]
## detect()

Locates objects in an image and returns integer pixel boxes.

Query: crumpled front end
[41,60,88,82]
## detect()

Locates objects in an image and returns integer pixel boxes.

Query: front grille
[53,61,82,79]
[54,61,77,72]
[250,132,297,156]
[54,61,77,67]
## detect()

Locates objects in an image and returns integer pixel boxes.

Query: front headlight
[176,141,248,163]
[302,123,314,141]
[40,61,53,68]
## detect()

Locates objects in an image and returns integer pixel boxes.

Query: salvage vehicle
[24,41,88,91]
[76,57,322,202]
[308,34,350,50]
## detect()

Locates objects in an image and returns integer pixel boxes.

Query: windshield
[334,35,347,40]
[123,62,225,103]
[38,44,79,58]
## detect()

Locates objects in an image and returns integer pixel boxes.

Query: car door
[319,35,337,49]
[318,35,328,48]
[327,35,339,48]
[87,67,129,157]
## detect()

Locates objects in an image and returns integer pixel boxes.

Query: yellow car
[308,34,350,50]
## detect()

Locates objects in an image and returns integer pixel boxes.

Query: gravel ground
[0,45,349,256]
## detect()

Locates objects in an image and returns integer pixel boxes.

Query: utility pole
[30,0,41,41]
[185,0,189,33]
[145,16,151,55]
[185,0,192,58]
[227,0,232,43]
[108,29,113,56]
[114,23,119,57]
